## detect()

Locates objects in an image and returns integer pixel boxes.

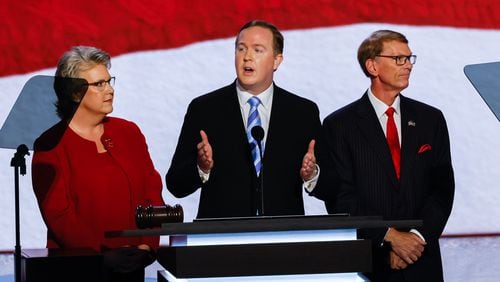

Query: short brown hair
[357,30,408,77]
[235,20,284,55]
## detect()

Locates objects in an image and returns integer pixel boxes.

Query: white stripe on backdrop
[1,23,499,250]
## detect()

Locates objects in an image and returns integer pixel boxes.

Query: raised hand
[197,130,213,173]
[300,139,317,181]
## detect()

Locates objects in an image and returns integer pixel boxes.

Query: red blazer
[32,117,164,252]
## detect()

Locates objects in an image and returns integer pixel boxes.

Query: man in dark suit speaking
[317,30,454,281]
[166,20,321,219]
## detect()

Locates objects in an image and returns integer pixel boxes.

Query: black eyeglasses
[86,77,115,91]
[375,55,417,66]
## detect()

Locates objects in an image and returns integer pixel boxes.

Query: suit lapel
[223,83,248,140]
[400,95,418,181]
[356,93,400,187]
[265,85,281,157]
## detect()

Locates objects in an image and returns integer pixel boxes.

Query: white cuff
[303,164,320,193]
[197,165,210,183]
[381,227,391,246]
[410,229,426,242]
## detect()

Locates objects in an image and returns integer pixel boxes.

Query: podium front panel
[158,240,371,278]
[170,228,356,246]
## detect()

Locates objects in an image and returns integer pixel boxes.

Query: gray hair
[55,46,111,78]
[54,46,111,120]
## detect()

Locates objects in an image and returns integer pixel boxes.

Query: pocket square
[418,144,432,154]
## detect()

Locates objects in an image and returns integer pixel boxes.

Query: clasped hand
[385,228,426,269]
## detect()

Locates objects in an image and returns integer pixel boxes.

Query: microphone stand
[11,144,29,282]
[251,126,265,216]
[256,141,264,216]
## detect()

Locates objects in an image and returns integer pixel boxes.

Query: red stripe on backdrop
[1,0,499,76]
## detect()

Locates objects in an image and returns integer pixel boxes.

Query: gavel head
[135,204,184,229]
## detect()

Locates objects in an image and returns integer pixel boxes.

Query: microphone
[251,125,265,215]
[251,126,265,144]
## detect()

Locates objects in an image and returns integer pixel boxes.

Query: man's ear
[365,58,378,77]
[273,54,283,71]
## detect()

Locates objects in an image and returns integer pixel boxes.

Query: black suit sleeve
[418,111,455,240]
[319,115,361,213]
[166,100,204,198]
[313,121,347,209]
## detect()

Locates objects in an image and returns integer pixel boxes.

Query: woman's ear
[71,93,82,103]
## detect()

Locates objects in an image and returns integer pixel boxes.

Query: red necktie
[386,107,400,179]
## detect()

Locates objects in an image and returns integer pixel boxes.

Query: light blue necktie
[247,96,263,175]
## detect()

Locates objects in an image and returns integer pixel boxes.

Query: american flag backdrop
[1,0,500,252]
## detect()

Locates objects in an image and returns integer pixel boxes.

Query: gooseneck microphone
[251,126,265,145]
[251,125,265,215]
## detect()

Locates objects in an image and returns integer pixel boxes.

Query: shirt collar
[367,87,401,118]
[236,81,273,110]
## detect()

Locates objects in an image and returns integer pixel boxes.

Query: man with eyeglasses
[315,30,454,281]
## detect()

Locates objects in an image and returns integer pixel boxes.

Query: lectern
[106,215,421,281]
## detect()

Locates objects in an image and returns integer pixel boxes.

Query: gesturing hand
[300,139,317,181]
[197,130,213,173]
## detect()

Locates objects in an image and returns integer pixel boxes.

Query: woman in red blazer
[32,46,165,282]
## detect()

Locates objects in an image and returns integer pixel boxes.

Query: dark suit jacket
[317,93,454,282]
[166,81,321,218]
